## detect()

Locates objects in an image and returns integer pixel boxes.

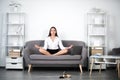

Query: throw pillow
[112,48,120,55]
[70,46,82,55]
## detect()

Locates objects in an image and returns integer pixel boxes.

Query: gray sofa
[23,40,87,73]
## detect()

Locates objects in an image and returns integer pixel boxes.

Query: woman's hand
[67,45,73,49]
[34,44,41,49]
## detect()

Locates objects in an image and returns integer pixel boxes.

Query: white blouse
[43,37,65,50]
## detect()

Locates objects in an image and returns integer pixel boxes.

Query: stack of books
[91,47,103,55]
[9,49,20,57]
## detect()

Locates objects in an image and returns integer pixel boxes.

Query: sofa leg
[79,64,83,73]
[28,64,32,72]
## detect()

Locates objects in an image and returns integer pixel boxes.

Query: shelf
[94,61,116,64]
[7,34,24,36]
[93,58,117,64]
[5,5,25,69]
[89,46,105,47]
[87,23,105,26]
[89,46,106,48]
[7,23,25,25]
[7,12,25,14]
[6,45,23,47]
[87,12,106,15]
[88,34,106,36]
[87,8,107,70]
[5,12,25,53]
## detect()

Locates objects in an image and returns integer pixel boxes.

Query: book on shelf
[9,49,21,57]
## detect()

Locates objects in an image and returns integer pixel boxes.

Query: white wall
[23,0,120,50]
[1,0,120,42]
[0,0,120,66]
[22,0,88,41]
[22,0,120,48]
[0,0,6,66]
[0,1,2,66]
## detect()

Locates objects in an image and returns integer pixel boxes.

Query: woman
[35,26,73,56]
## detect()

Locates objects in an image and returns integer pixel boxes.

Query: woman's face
[50,28,56,36]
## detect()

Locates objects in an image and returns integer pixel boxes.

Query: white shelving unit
[5,12,25,69]
[87,8,107,69]
[0,21,1,66]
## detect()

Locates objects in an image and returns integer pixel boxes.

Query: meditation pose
[35,26,73,56]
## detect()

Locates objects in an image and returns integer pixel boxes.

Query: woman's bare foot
[34,44,41,49]
[52,53,60,56]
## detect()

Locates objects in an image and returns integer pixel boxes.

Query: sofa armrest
[111,48,120,55]
[23,47,32,65]
[80,47,87,66]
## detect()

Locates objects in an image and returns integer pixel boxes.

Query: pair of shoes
[59,71,71,79]
[63,71,71,78]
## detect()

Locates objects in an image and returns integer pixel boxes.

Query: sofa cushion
[70,46,82,55]
[30,54,81,60]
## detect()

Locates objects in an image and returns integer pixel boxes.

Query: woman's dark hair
[48,26,58,37]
